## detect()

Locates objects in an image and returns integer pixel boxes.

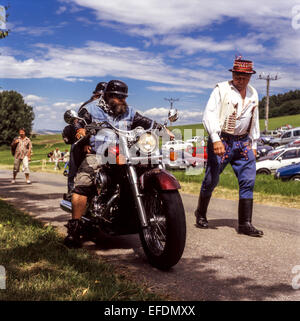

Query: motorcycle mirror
[64,110,79,124]
[168,109,178,123]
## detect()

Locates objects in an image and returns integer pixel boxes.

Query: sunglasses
[109,93,127,100]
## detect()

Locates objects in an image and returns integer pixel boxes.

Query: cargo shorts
[13,156,30,174]
[73,154,101,196]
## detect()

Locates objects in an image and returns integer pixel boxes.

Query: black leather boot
[238,199,263,237]
[194,195,211,228]
[64,219,82,248]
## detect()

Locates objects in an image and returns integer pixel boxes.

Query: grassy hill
[170,113,300,137]
[0,134,68,172]
[0,113,299,170]
[258,114,300,131]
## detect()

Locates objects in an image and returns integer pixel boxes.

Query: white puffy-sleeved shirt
[203,81,260,149]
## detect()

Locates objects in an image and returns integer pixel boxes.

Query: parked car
[162,140,193,151]
[259,135,273,144]
[274,162,300,181]
[186,146,208,163]
[261,149,283,160]
[256,147,300,174]
[274,138,300,150]
[162,150,204,170]
[186,136,205,144]
[256,139,273,158]
[181,151,206,168]
[269,127,300,148]
[277,124,293,132]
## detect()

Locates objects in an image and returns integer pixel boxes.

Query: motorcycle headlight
[136,132,158,154]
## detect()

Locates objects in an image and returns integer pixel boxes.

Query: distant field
[0,134,68,172]
[171,113,300,137]
[258,114,300,130]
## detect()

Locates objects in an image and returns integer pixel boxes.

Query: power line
[258,73,280,133]
[164,97,179,109]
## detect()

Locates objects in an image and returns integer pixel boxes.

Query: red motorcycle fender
[139,168,181,191]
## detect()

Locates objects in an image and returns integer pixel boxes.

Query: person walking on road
[11,128,32,184]
[53,148,62,170]
[194,56,263,237]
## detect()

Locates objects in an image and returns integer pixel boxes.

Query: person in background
[11,128,32,184]
[63,149,70,163]
[53,147,62,170]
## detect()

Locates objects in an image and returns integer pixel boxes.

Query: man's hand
[213,141,225,156]
[253,149,257,158]
[165,128,175,140]
[83,145,92,154]
[76,128,86,140]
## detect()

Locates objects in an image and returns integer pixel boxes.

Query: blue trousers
[200,134,256,199]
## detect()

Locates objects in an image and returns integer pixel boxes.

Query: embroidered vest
[216,81,258,135]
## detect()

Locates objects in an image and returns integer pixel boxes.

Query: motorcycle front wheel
[139,188,186,270]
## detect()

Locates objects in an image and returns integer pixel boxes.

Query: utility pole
[258,73,279,133]
[164,98,179,127]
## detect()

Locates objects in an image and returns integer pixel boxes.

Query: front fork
[127,165,148,228]
[121,136,148,228]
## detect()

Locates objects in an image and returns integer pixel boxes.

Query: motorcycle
[60,109,186,270]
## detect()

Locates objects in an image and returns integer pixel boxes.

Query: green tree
[259,89,300,119]
[0,91,35,145]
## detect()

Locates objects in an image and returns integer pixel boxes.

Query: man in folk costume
[195,56,263,237]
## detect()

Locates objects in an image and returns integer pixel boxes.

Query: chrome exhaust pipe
[60,199,72,213]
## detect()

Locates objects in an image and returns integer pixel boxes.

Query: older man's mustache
[109,100,128,116]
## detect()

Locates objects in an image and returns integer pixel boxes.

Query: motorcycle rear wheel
[140,189,186,270]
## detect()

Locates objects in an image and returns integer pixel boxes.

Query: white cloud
[138,107,203,125]
[147,86,204,94]
[53,102,69,108]
[24,94,47,107]
[160,34,266,55]
[0,41,225,92]
[67,0,295,36]
[24,94,45,103]
[53,102,81,110]
[56,6,67,14]
[35,106,51,112]
[13,22,67,37]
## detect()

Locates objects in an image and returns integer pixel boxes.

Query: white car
[256,147,300,174]
[162,140,193,151]
[186,136,205,144]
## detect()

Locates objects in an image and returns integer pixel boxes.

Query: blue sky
[1,0,300,130]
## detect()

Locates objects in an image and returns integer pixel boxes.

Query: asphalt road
[1,169,300,301]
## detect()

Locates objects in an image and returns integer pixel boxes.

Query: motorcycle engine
[95,169,110,194]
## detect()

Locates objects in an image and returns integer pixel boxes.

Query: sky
[1,0,300,130]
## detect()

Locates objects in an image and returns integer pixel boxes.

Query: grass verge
[173,166,300,197]
[0,199,164,301]
[180,182,300,209]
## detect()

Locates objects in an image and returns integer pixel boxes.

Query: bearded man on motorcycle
[62,82,108,200]
[64,80,174,248]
